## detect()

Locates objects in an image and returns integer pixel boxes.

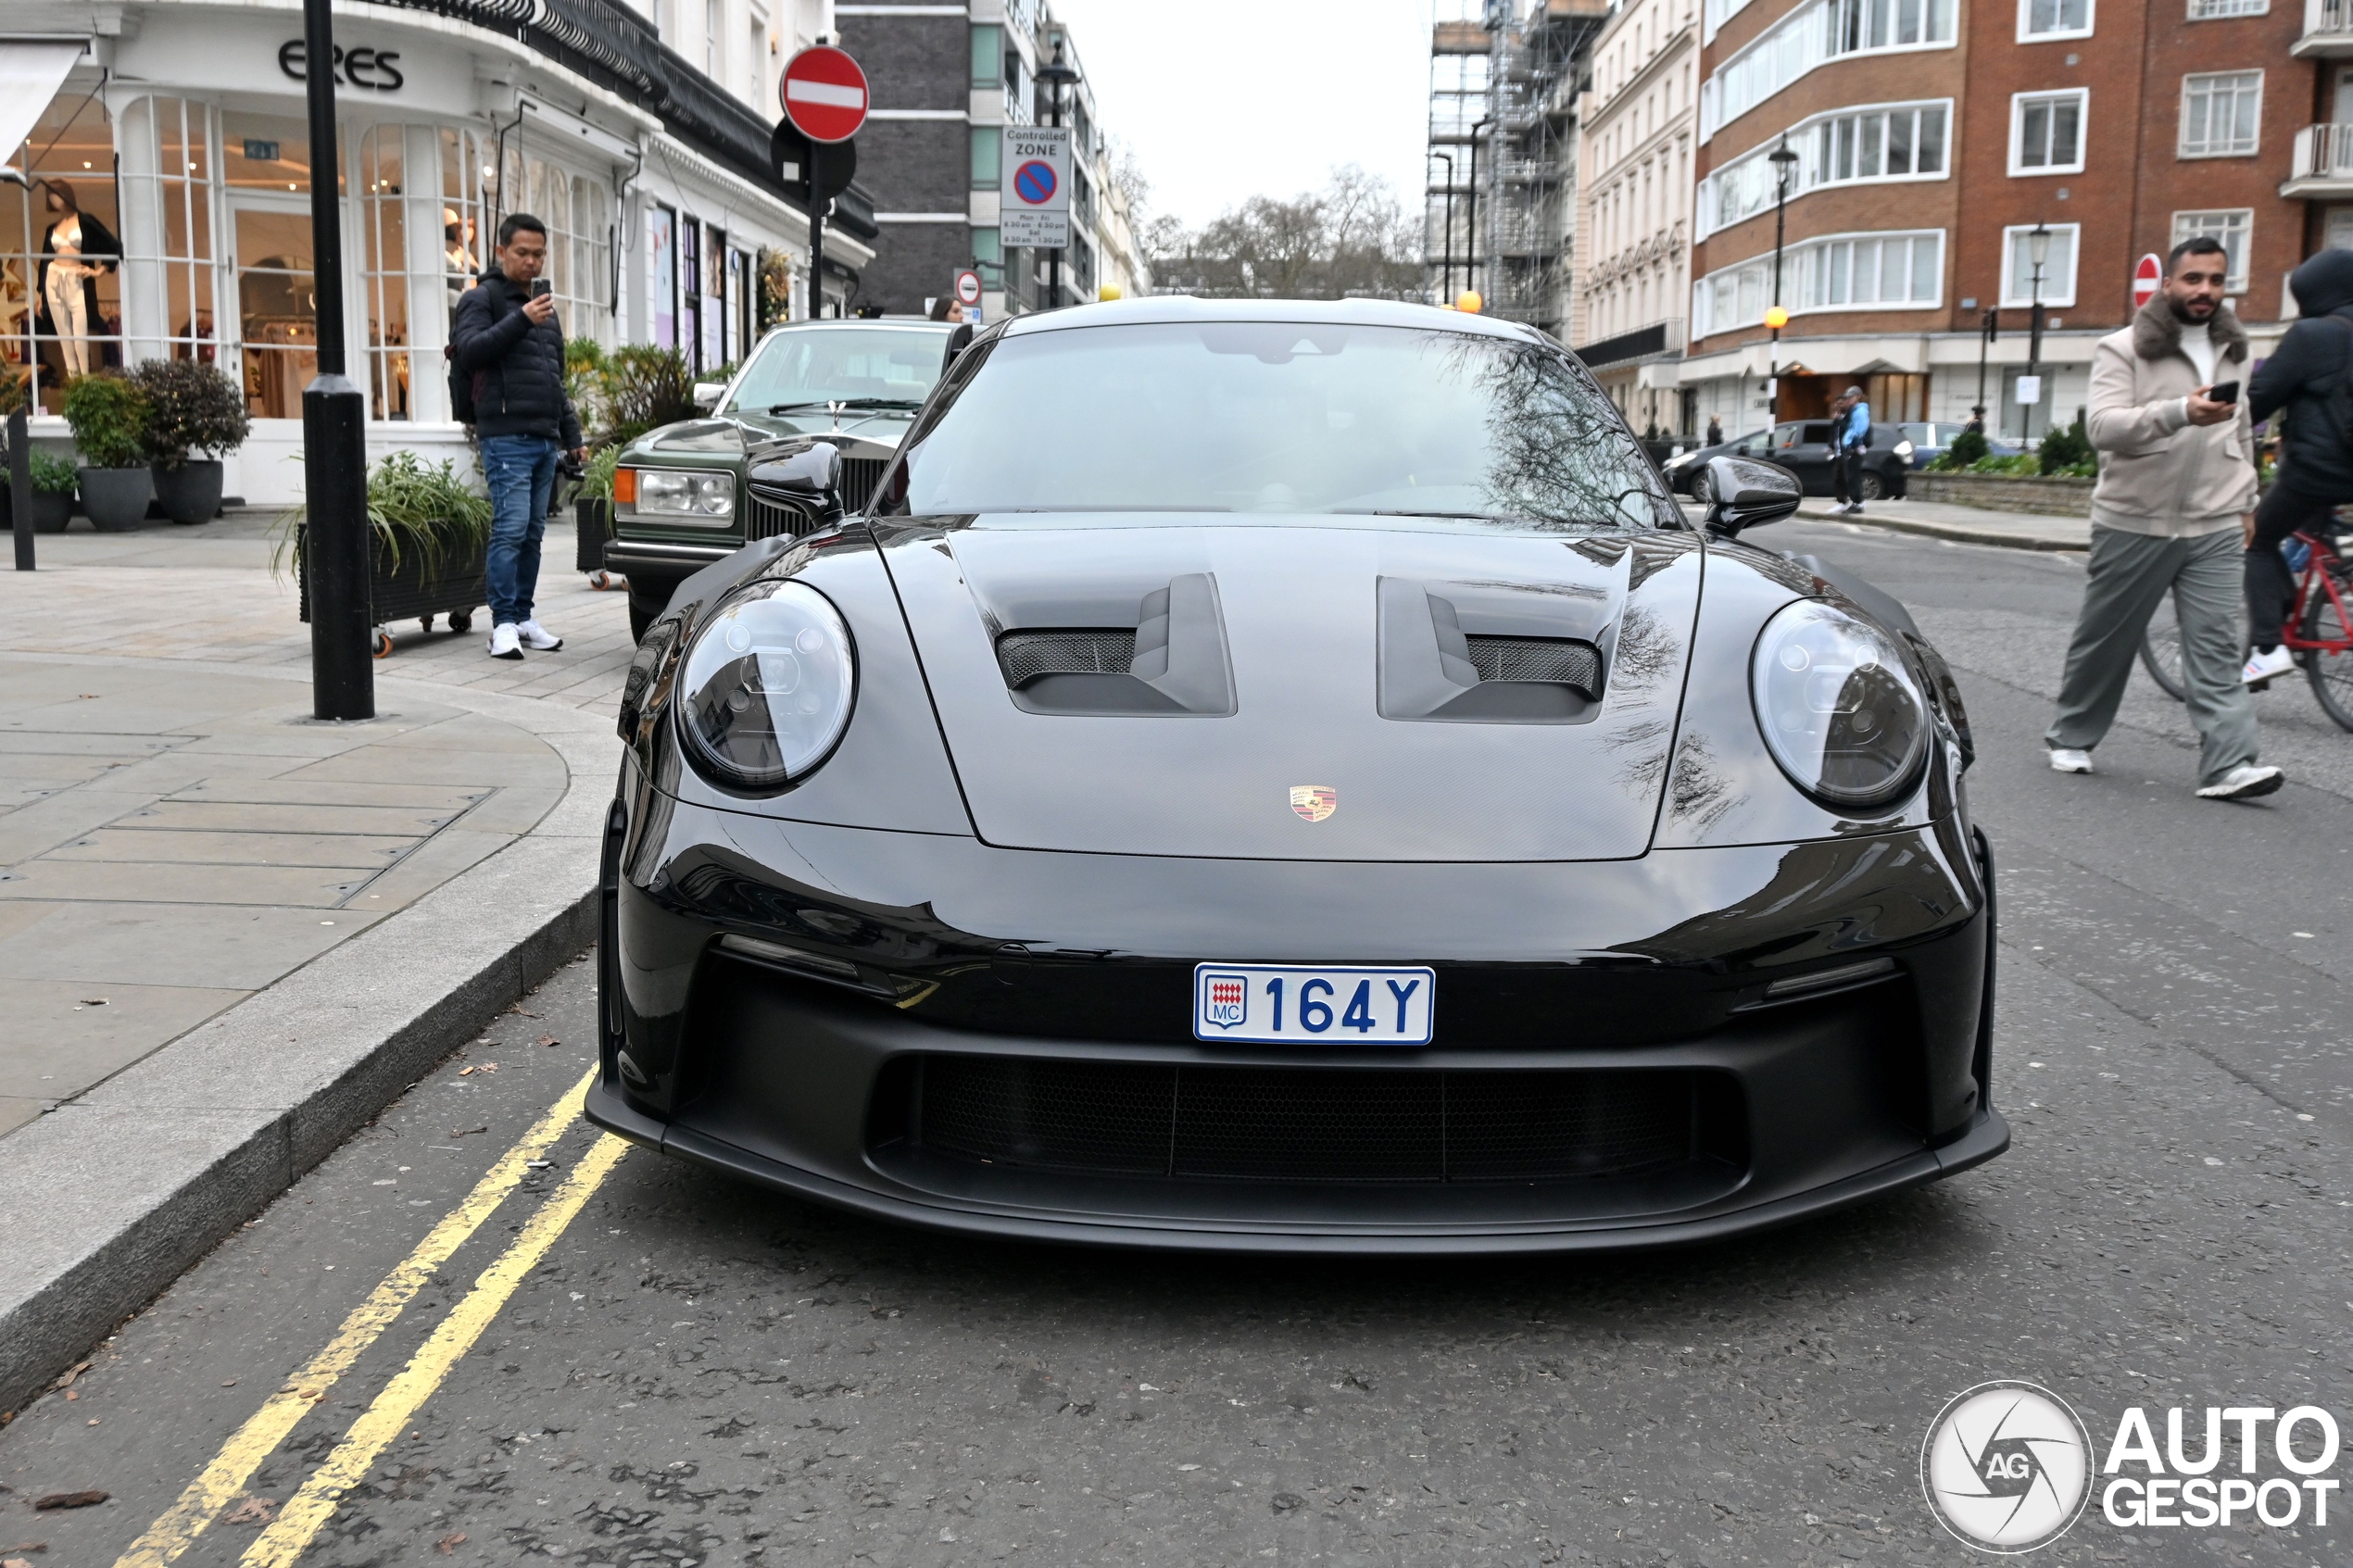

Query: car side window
[1800,422,1833,445]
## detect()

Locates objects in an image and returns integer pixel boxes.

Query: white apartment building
[1572,0,1699,437]
[2,0,872,503]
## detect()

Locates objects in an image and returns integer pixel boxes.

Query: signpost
[953,268,982,321]
[1000,125,1070,250]
[779,46,868,318]
[2132,253,2163,310]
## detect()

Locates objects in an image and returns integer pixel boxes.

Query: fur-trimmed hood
[2130,294,2247,368]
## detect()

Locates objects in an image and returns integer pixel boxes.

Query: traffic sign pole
[780,45,869,320]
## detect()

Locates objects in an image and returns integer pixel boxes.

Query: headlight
[1662,452,1692,470]
[628,468,736,522]
[676,582,856,790]
[1751,600,1930,809]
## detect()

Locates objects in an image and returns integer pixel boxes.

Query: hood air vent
[992,573,1238,717]
[1378,578,1612,724]
[1466,635,1601,693]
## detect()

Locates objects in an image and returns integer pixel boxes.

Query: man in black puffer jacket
[451,213,584,659]
[2245,247,2353,684]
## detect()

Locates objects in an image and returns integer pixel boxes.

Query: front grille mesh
[1466,635,1602,692]
[909,1057,1700,1183]
[841,458,887,513]
[996,630,1137,687]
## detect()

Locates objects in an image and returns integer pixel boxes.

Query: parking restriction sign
[1000,125,1070,248]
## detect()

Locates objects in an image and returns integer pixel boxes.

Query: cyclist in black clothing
[2246,248,2353,684]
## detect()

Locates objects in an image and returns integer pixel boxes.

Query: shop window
[701,223,726,373]
[440,127,489,323]
[116,96,219,374]
[358,127,410,421]
[0,89,123,413]
[223,113,321,194]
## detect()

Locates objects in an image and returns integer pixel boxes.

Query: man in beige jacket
[2045,236,2284,799]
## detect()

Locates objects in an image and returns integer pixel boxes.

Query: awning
[0,39,87,173]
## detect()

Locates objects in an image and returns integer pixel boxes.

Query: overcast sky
[1042,0,1434,232]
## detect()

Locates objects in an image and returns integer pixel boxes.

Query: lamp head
[2027,222,2053,268]
[1455,289,1484,313]
[1763,306,1791,331]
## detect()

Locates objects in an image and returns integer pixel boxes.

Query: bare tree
[1150,166,1421,299]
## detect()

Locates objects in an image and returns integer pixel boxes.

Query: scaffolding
[1424,0,1607,336]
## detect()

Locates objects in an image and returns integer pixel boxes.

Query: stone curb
[0,671,611,1418]
[1795,502,2088,553]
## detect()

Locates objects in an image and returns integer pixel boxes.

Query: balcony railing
[1572,319,1685,369]
[2296,0,2353,53]
[2291,122,2353,181]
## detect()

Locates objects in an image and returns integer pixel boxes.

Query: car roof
[995,295,1550,347]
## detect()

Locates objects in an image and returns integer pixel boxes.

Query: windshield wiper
[762,397,925,416]
[834,397,925,410]
[764,400,835,414]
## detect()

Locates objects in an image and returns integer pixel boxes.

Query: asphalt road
[4,520,2350,1567]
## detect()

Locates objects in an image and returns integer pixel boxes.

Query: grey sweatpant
[2045,523,2259,786]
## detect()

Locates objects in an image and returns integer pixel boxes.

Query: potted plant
[62,373,154,532]
[0,449,78,533]
[135,358,251,525]
[282,451,495,652]
[574,443,621,580]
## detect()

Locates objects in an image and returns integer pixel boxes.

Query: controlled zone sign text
[1000,126,1070,249]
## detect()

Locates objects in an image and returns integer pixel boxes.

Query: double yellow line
[116,1067,628,1568]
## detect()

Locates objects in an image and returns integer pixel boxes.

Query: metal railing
[2308,0,2353,34]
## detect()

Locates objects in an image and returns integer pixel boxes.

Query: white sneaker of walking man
[488,621,524,660]
[2042,237,2283,800]
[516,618,563,651]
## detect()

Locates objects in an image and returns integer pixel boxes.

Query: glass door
[228,199,317,419]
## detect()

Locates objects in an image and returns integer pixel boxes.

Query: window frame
[1998,221,2081,308]
[2015,0,2095,42]
[2178,69,2263,158]
[2170,208,2252,291]
[1691,228,1944,336]
[2008,88,2089,176]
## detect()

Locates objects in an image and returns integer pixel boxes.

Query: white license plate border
[1191,962,1436,1046]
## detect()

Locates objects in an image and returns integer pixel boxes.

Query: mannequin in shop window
[37,181,120,380]
[445,208,481,315]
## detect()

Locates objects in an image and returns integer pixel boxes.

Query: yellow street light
[1764,306,1791,331]
[1098,284,1123,301]
[1455,290,1484,313]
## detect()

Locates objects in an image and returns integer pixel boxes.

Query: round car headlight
[1751,599,1930,809]
[676,582,856,791]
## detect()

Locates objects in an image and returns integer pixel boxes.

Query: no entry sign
[1000,125,1070,248]
[954,270,983,307]
[2133,253,2163,309]
[781,46,868,144]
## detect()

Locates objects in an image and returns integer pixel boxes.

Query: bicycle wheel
[2138,590,2188,702]
[2302,579,2353,733]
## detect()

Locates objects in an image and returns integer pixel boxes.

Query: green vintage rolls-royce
[607,318,963,640]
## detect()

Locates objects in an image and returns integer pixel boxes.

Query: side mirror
[691,380,725,411]
[1702,456,1803,536]
[749,442,843,501]
[943,322,975,367]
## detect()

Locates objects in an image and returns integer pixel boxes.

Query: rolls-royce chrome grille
[743,490,823,542]
[840,458,887,513]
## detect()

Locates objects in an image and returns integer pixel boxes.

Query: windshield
[721,327,950,414]
[891,321,1678,530]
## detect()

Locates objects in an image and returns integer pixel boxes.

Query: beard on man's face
[2169,291,2218,323]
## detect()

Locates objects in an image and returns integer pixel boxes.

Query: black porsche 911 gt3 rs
[588,297,2006,1253]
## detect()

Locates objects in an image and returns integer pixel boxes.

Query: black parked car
[1664,420,1914,504]
[593,298,2002,1254]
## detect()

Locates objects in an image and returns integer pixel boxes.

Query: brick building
[1677,0,2322,444]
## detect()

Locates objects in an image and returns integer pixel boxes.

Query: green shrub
[565,338,609,435]
[30,451,78,495]
[596,345,696,449]
[1967,453,2042,476]
[62,374,151,470]
[132,358,251,467]
[272,450,492,580]
[2036,413,2095,476]
[577,443,622,504]
[1931,429,1989,471]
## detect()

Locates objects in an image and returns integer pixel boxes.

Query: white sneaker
[516,618,563,652]
[487,622,523,660]
[2196,763,2284,800]
[2241,646,2294,684]
[2049,747,2094,774]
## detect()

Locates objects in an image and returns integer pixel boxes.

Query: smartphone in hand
[2208,381,2240,404]
[530,279,552,299]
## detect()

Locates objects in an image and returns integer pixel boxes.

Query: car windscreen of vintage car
[721,327,950,414]
[897,321,1679,529]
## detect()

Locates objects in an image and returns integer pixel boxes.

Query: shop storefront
[1,4,874,505]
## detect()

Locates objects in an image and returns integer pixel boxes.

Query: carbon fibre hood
[877,519,1704,861]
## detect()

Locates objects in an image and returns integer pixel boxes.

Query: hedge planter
[152,459,224,525]
[1,487,73,533]
[296,525,487,658]
[79,467,155,532]
[1914,472,2094,518]
[574,497,611,573]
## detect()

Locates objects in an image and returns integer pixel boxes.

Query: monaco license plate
[1192,963,1435,1046]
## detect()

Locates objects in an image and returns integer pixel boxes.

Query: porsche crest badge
[1290,785,1337,822]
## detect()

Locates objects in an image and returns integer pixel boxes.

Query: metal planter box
[296,525,486,648]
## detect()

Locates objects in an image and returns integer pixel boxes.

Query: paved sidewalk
[1793,495,2090,551]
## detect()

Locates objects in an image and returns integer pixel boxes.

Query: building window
[117,97,218,376]
[356,127,410,421]
[2188,0,2267,13]
[1697,101,1951,236]
[970,126,1000,189]
[1,91,124,412]
[971,225,1004,290]
[970,24,1002,88]
[2171,209,2252,290]
[1702,0,1956,136]
[1692,229,1944,335]
[2018,0,2093,39]
[2000,222,2079,307]
[2180,71,2262,157]
[2010,90,2087,175]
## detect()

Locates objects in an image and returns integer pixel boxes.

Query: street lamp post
[1764,137,1800,422]
[1037,41,1080,310]
[2025,221,2052,445]
[300,0,373,719]
[1976,307,1997,423]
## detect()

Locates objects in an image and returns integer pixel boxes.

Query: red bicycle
[2140,523,2353,731]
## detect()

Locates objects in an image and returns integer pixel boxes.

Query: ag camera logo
[1921,1382,2094,1552]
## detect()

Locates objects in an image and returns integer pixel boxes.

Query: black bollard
[9,406,30,571]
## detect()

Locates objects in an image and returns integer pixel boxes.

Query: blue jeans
[481,433,559,628]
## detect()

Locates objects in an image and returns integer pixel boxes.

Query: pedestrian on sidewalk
[1705,413,1722,446]
[451,213,583,660]
[2246,247,2353,685]
[1831,386,1870,515]
[2045,235,2283,800]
